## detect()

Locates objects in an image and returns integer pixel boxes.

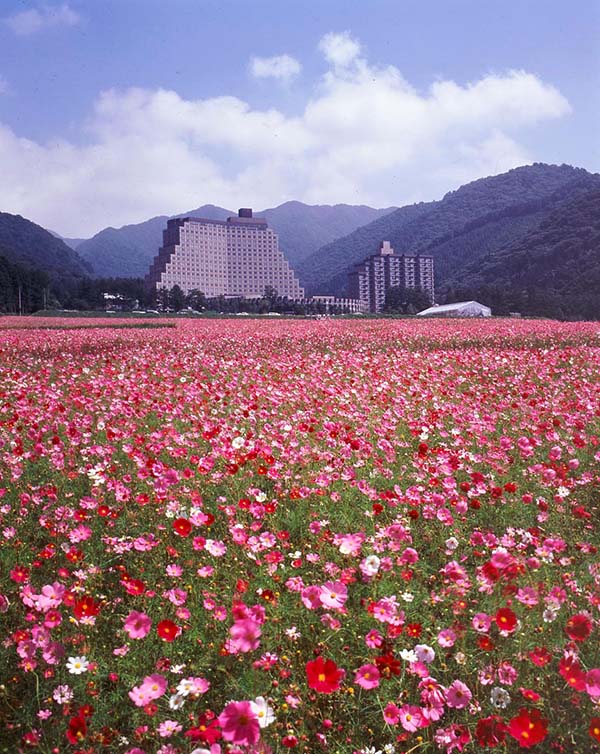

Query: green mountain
[449,187,600,319]
[73,202,395,278]
[0,212,92,278]
[299,164,600,295]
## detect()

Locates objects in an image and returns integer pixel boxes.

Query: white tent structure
[416,301,491,318]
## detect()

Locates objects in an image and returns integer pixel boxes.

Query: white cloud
[0,31,571,236]
[318,31,362,68]
[4,3,80,36]
[250,54,301,82]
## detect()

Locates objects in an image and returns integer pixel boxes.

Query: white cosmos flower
[169,693,185,710]
[250,695,275,728]
[66,656,89,674]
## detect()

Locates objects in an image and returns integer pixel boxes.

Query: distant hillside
[0,212,91,278]
[74,202,395,278]
[450,187,600,319]
[299,164,600,295]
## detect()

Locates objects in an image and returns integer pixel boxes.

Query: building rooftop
[416,301,488,316]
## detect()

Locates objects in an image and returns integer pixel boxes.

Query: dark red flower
[73,597,100,620]
[172,517,192,537]
[157,619,180,642]
[558,657,586,691]
[185,712,222,743]
[305,656,345,693]
[507,708,548,749]
[495,607,518,634]
[528,646,551,667]
[565,613,592,642]
[66,715,87,744]
[590,717,600,743]
[375,653,401,677]
[475,715,507,747]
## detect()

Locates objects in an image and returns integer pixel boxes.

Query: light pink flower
[399,704,423,732]
[319,580,348,610]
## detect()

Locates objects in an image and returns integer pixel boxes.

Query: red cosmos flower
[157,619,180,642]
[495,607,518,634]
[590,717,600,743]
[185,711,222,743]
[507,708,548,749]
[121,577,145,596]
[305,656,345,693]
[66,714,87,744]
[558,657,587,691]
[172,517,192,537]
[565,613,593,642]
[375,653,401,677]
[10,566,30,583]
[475,715,507,747]
[405,623,422,638]
[528,646,552,667]
[73,597,100,620]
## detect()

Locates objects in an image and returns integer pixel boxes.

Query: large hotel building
[146,209,304,300]
[348,241,435,313]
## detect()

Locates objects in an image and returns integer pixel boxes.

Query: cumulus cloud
[250,54,301,82]
[318,31,362,68]
[4,3,80,36]
[0,31,571,236]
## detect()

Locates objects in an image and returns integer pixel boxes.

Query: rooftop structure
[417,300,491,317]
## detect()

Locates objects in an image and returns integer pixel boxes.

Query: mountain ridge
[298,163,600,295]
[72,202,396,279]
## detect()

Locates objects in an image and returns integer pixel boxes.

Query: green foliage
[300,164,600,316]
[454,188,600,319]
[384,286,431,314]
[0,211,91,278]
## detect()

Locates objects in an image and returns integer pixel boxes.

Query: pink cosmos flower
[218,700,260,745]
[437,628,457,648]
[354,664,380,690]
[472,613,492,632]
[399,704,423,732]
[123,610,152,640]
[229,619,262,653]
[300,585,322,610]
[586,669,600,697]
[141,674,167,700]
[446,680,472,709]
[365,629,384,648]
[383,702,401,725]
[319,581,348,610]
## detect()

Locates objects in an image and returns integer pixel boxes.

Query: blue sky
[0,0,598,236]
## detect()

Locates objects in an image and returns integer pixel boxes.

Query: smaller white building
[416,300,491,318]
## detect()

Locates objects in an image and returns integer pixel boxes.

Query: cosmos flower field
[1,317,599,754]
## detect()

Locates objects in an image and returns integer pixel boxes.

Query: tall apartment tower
[146,209,304,300]
[348,241,434,313]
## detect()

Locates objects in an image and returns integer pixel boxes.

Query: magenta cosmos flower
[228,618,262,653]
[354,664,380,690]
[123,610,152,640]
[218,700,260,745]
